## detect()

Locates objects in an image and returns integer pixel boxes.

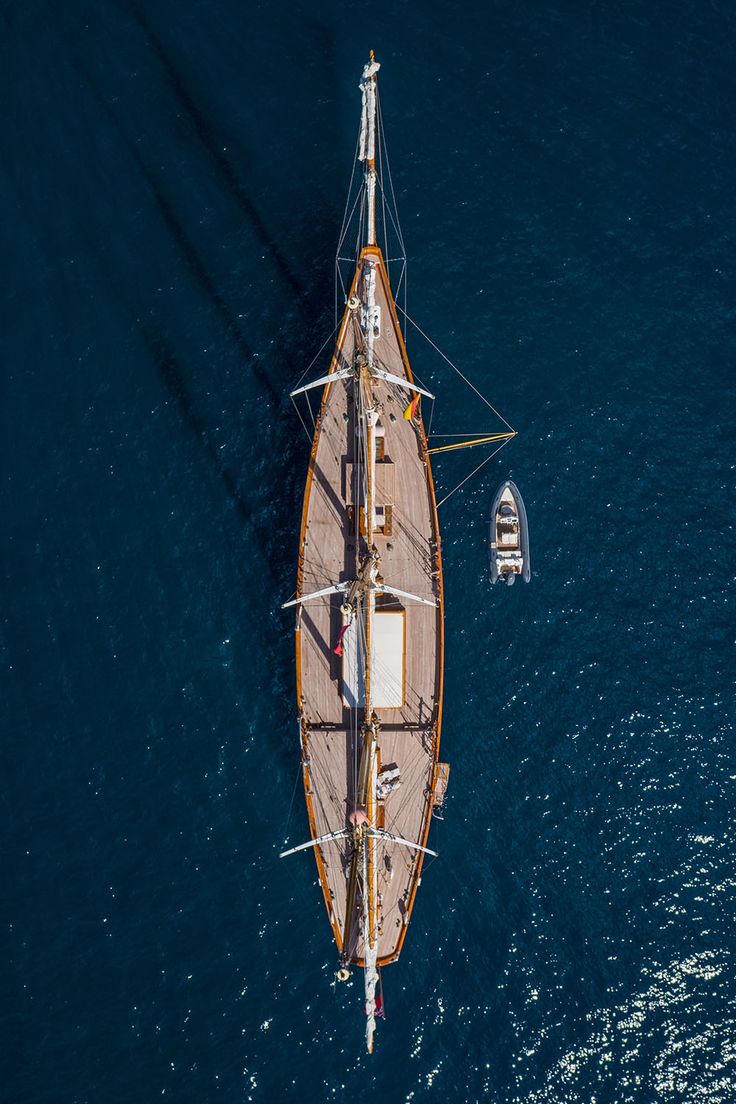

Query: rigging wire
[377,92,407,257]
[396,305,516,433]
[291,317,342,392]
[436,436,515,509]
[375,178,407,265]
[290,394,314,443]
[383,744,434,833]
[377,101,388,260]
[335,186,364,308]
[355,190,367,268]
[281,757,306,844]
[335,129,362,257]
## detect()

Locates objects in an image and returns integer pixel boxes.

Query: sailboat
[281,55,515,1052]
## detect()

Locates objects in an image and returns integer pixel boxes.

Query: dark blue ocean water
[4,2,735,1100]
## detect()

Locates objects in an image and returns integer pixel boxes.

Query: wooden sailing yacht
[281,55,514,1051]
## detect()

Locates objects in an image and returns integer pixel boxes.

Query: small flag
[375,990,385,1019]
[403,394,420,420]
[333,623,349,657]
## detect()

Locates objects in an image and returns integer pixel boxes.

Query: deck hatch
[342,608,406,708]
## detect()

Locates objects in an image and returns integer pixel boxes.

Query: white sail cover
[358,61,380,162]
[371,611,404,707]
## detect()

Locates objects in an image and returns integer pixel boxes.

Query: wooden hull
[294,246,444,965]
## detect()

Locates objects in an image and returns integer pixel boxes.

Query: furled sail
[358,59,381,162]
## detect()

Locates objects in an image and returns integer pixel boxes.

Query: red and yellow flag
[403,394,420,420]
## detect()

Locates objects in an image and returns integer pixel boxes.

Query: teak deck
[295,246,444,966]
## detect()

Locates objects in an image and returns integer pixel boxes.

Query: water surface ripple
[3,2,734,1101]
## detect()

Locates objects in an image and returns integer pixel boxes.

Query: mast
[338,58,383,1049]
[359,74,381,1040]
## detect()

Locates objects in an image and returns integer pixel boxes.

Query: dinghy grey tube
[489,480,531,584]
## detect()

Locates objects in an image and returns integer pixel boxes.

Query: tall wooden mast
[339,53,382,1052]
